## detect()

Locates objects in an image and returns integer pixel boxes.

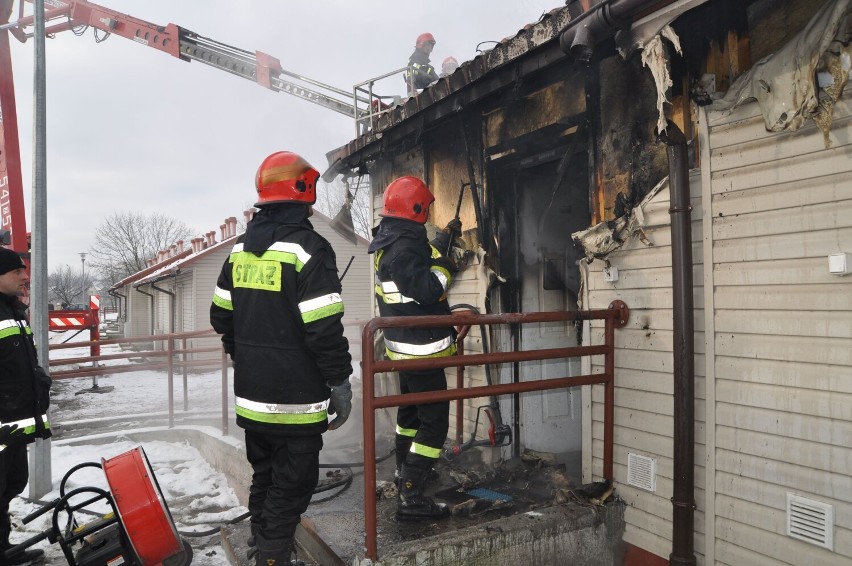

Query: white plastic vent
[627,453,656,492]
[787,493,834,550]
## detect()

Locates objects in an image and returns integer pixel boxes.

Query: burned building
[327,0,852,564]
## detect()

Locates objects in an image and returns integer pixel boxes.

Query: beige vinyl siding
[124,284,151,338]
[176,272,193,333]
[582,90,852,564]
[702,91,852,566]
[192,246,231,332]
[582,170,705,561]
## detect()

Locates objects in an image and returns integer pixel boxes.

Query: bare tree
[48,264,88,308]
[89,211,195,286]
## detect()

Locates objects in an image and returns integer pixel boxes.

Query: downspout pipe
[660,121,696,566]
[151,274,177,334]
[558,0,659,63]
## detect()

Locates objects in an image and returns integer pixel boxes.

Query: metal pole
[28,0,51,499]
[361,324,378,560]
[221,348,229,435]
[182,337,188,411]
[167,335,174,428]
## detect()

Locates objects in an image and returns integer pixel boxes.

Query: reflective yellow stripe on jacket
[235,397,329,425]
[0,318,30,339]
[385,336,456,361]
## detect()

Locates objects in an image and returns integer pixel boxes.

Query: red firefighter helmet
[415,32,436,49]
[255,151,320,205]
[381,176,434,224]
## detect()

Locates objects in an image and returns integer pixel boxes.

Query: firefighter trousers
[244,430,322,540]
[396,368,449,471]
[0,444,27,521]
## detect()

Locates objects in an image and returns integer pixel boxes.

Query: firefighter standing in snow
[368,176,460,521]
[0,247,49,565]
[210,151,352,565]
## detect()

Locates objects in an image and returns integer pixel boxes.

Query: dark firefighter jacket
[0,293,51,447]
[405,49,439,90]
[368,217,456,360]
[210,205,352,437]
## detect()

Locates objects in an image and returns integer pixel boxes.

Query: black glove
[327,380,352,431]
[430,231,452,254]
[444,218,462,238]
[0,424,20,446]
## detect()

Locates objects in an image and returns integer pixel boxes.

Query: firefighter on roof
[368,176,462,521]
[404,32,440,96]
[210,151,352,565]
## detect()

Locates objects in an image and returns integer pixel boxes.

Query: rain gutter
[558,0,659,62]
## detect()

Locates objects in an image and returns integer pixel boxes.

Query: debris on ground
[375,480,398,499]
[557,479,615,507]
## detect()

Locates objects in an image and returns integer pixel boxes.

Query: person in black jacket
[367,176,461,522]
[404,32,439,96]
[0,247,50,565]
[210,151,352,566]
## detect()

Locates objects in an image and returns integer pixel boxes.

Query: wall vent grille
[787,493,833,550]
[626,453,656,492]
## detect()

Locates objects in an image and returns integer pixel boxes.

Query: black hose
[19,449,396,541]
[178,468,355,538]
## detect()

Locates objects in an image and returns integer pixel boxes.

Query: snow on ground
[9,331,243,565]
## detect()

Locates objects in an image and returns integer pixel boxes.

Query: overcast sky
[7,0,564,272]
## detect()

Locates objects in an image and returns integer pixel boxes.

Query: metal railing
[48,329,232,433]
[352,66,409,136]
[360,301,629,561]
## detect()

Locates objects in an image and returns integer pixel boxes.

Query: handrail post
[362,321,378,561]
[182,337,188,411]
[167,334,174,428]
[221,348,229,436]
[604,314,615,480]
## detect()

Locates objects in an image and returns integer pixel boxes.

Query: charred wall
[596,54,669,222]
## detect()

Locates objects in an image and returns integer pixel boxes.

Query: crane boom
[1,0,392,252]
[3,0,368,118]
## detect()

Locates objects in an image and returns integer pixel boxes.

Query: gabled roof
[133,234,239,286]
[110,249,192,291]
[126,208,369,287]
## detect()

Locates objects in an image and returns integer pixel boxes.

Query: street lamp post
[79,252,87,304]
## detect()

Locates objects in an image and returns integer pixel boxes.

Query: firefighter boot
[254,534,295,566]
[396,465,449,522]
[0,519,44,565]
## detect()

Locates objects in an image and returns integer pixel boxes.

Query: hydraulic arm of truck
[0,0,375,252]
[3,0,367,118]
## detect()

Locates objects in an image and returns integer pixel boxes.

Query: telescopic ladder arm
[3,0,367,118]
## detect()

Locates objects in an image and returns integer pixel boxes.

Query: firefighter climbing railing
[360,301,629,561]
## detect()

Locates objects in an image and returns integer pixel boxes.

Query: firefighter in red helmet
[211,151,352,565]
[404,32,439,96]
[368,176,461,521]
